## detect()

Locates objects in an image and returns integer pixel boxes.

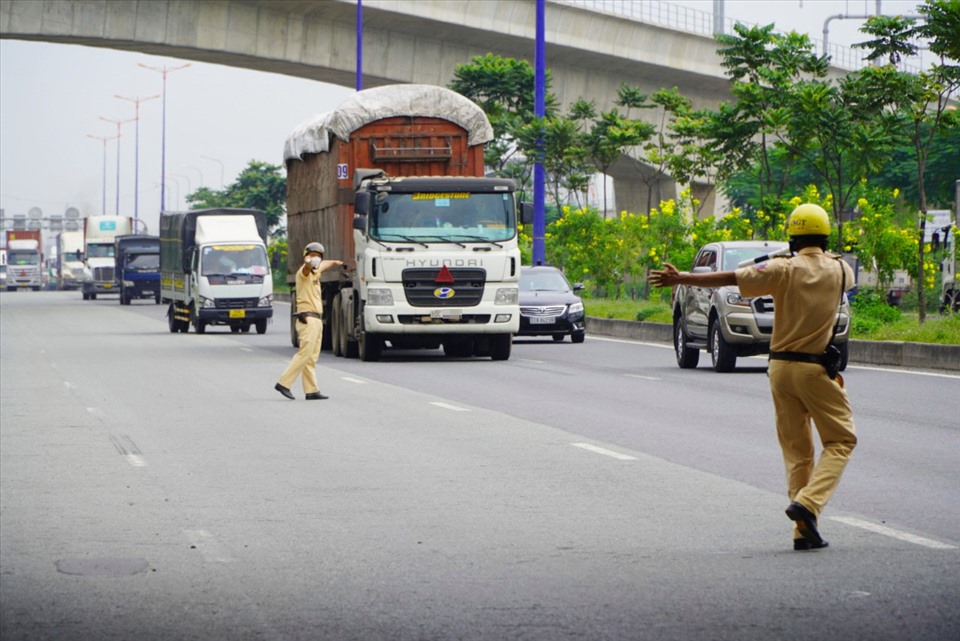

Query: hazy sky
[0,0,927,239]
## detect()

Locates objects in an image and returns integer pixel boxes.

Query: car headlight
[367,288,394,306]
[725,292,751,307]
[495,287,518,305]
[199,296,216,309]
[568,301,584,315]
[259,295,273,307]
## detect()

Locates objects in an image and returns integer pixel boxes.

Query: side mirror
[75,250,83,261]
[519,202,534,226]
[354,192,371,216]
[692,266,713,274]
[352,217,367,231]
[573,283,584,292]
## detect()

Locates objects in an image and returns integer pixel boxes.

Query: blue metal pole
[533,0,546,266]
[356,0,363,91]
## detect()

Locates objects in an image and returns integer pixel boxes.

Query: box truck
[283,84,521,361]
[160,208,273,334]
[81,216,133,299]
[5,230,42,291]
[56,231,85,290]
[115,234,161,305]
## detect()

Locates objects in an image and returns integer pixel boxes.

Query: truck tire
[674,314,700,369]
[155,293,161,305]
[710,320,737,373]
[168,304,178,333]
[120,288,130,305]
[83,292,90,300]
[331,294,343,357]
[255,319,268,335]
[443,340,474,358]
[191,305,206,334]
[358,318,383,362]
[489,334,512,361]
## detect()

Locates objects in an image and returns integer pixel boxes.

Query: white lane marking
[86,407,103,417]
[624,374,661,381]
[430,401,470,412]
[342,377,367,384]
[240,347,254,353]
[125,454,147,468]
[571,443,638,461]
[588,336,672,349]
[183,529,236,562]
[519,358,545,364]
[64,381,76,390]
[828,516,957,550]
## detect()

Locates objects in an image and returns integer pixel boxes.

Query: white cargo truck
[56,231,85,290]
[160,208,273,334]
[81,216,133,300]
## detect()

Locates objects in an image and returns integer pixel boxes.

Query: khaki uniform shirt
[735,247,855,354]
[295,265,324,315]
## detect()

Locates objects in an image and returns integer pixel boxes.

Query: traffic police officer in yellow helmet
[649,203,857,551]
[275,242,343,400]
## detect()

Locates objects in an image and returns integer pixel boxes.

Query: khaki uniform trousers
[768,360,857,535]
[278,317,323,394]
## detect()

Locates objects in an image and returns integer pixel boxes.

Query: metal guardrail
[553,0,923,73]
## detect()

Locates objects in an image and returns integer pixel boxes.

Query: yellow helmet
[787,204,831,237]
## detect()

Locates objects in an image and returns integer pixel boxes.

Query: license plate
[530,316,556,324]
[102,283,112,288]
[229,309,246,319]
[431,309,462,321]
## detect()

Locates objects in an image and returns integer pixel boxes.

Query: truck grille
[215,297,259,309]
[752,296,774,314]
[93,266,115,282]
[401,268,486,307]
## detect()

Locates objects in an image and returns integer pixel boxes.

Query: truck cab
[81,216,133,300]
[115,235,161,305]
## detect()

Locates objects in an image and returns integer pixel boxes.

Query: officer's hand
[648,263,681,288]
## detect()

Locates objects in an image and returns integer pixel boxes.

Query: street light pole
[87,133,120,216]
[181,164,205,189]
[139,62,191,212]
[98,116,136,216]
[116,93,160,225]
[168,173,192,208]
[200,155,225,188]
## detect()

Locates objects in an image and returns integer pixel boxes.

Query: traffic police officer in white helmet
[275,242,343,400]
[649,204,857,551]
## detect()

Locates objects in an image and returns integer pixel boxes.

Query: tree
[186,160,286,230]
[851,1,960,322]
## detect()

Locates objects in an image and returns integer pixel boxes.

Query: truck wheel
[191,306,206,334]
[490,334,512,361]
[443,340,474,358]
[674,315,700,369]
[155,293,161,305]
[90,293,97,300]
[358,323,383,362]
[255,319,267,335]
[331,294,343,356]
[710,320,737,373]
[83,292,90,300]
[168,304,178,333]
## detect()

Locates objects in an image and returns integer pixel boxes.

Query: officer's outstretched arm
[648,262,738,289]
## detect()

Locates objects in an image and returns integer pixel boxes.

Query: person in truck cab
[648,204,857,552]
[275,242,343,400]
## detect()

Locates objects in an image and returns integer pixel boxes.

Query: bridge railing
[553,0,922,74]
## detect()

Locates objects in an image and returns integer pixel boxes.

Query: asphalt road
[1,292,958,641]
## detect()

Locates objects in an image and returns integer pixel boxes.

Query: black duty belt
[769,351,823,364]
[296,312,323,322]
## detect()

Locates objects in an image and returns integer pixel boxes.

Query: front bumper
[84,281,117,294]
[518,312,585,337]
[364,304,519,335]
[198,306,273,323]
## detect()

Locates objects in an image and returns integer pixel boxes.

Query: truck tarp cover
[160,209,267,273]
[283,84,494,161]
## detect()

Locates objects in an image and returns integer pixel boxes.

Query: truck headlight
[367,288,394,306]
[123,280,135,287]
[495,287,518,305]
[568,301,584,315]
[199,296,216,309]
[725,292,751,307]
[258,295,273,307]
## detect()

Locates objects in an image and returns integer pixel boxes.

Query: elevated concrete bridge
[1,0,746,214]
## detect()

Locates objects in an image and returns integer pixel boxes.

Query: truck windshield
[126,253,160,271]
[87,244,115,258]
[371,192,516,243]
[200,245,269,276]
[8,251,39,265]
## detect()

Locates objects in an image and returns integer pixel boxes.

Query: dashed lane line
[571,443,638,461]
[183,529,236,563]
[429,401,470,412]
[828,516,957,550]
[341,377,368,384]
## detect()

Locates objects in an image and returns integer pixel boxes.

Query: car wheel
[674,315,700,369]
[571,331,585,344]
[837,341,849,372]
[710,320,737,372]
